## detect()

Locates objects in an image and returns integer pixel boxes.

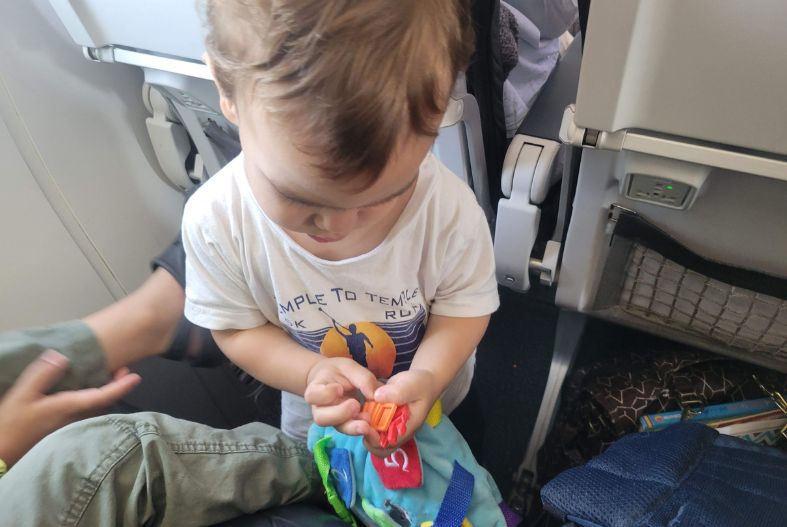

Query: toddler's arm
[213,325,379,434]
[365,189,499,453]
[372,313,490,449]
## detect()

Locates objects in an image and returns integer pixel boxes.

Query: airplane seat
[493,34,583,294]
[502,0,787,513]
[556,0,787,372]
[47,0,497,217]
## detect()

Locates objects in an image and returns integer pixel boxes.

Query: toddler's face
[238,106,435,245]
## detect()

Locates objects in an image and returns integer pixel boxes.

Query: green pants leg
[0,412,320,526]
[0,322,321,525]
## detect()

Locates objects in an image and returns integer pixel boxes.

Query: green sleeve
[0,320,110,397]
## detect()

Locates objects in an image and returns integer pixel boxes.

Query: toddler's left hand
[366,368,438,456]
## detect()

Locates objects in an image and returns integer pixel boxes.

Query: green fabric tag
[313,436,357,526]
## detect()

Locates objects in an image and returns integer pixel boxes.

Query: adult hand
[0,350,141,468]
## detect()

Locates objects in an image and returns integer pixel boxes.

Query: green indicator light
[665,185,673,190]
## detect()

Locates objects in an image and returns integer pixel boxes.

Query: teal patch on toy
[308,407,516,526]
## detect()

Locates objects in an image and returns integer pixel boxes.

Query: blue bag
[541,422,787,527]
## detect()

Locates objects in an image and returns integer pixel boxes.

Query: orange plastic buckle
[362,401,398,432]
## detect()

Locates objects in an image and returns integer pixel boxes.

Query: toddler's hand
[368,369,438,455]
[304,357,380,437]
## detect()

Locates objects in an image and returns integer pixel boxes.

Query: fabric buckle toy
[308,401,520,527]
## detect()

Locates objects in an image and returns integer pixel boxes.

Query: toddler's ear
[203,52,239,125]
[218,96,239,125]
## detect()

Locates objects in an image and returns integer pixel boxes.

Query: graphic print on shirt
[283,293,426,379]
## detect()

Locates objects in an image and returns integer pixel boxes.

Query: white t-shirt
[182,153,499,440]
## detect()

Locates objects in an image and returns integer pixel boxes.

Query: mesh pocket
[593,209,787,372]
[619,245,787,362]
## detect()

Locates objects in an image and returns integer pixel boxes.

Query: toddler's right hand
[304,357,379,437]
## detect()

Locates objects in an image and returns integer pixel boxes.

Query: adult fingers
[8,350,69,399]
[112,367,131,380]
[46,371,141,417]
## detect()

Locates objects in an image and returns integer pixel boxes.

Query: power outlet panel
[626,173,694,209]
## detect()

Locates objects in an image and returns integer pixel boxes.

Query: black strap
[614,210,787,300]
[578,0,591,52]
[467,0,507,207]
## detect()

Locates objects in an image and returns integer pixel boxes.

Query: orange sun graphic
[320,322,396,378]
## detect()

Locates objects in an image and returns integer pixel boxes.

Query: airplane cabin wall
[0,0,183,330]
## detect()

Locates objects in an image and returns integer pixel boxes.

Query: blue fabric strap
[433,461,475,527]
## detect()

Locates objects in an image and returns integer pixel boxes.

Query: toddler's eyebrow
[268,173,418,210]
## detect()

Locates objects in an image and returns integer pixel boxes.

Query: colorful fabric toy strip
[308,401,517,527]
[370,438,424,490]
[432,461,474,527]
[361,400,410,448]
[312,436,358,526]
[380,405,410,448]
